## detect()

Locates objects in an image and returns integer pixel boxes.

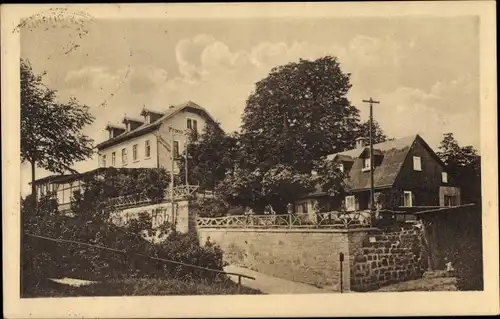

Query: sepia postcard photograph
[2,2,498,318]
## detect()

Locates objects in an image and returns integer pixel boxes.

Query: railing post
[237,275,242,294]
[339,252,344,293]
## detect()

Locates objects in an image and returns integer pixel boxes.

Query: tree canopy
[181,56,394,213]
[358,119,393,145]
[21,59,95,197]
[241,56,361,173]
[436,133,481,204]
[178,122,238,190]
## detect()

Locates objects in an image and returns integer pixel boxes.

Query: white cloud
[376,78,480,150]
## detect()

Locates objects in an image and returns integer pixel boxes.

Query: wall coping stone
[197,228,377,234]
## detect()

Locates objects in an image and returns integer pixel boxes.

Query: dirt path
[224,265,332,294]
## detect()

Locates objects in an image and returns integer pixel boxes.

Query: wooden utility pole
[171,131,175,223]
[362,98,380,213]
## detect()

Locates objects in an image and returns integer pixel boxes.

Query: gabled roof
[305,134,445,198]
[327,135,417,161]
[344,136,416,191]
[96,101,219,150]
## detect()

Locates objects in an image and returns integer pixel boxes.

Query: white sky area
[20,16,480,196]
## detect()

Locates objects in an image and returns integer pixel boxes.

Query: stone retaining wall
[198,226,427,292]
[349,227,428,291]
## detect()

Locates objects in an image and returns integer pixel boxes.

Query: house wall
[395,139,449,206]
[97,109,208,173]
[98,131,158,169]
[157,109,208,173]
[439,186,461,206]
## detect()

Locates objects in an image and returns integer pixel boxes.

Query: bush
[21,179,228,297]
[24,276,262,297]
[190,197,230,218]
[443,205,484,291]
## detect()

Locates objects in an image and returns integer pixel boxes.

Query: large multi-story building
[96,101,220,173]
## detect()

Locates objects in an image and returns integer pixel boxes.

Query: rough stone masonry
[348,226,428,291]
[197,225,428,292]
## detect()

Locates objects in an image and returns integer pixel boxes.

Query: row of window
[357,155,448,183]
[344,191,414,212]
[101,138,183,167]
[102,139,153,167]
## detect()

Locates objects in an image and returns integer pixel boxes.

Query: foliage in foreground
[442,204,484,291]
[21,191,228,297]
[24,276,262,298]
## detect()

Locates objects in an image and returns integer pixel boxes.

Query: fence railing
[196,211,372,229]
[107,185,200,209]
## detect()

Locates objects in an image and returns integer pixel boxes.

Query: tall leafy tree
[436,133,481,204]
[358,119,393,145]
[178,122,237,190]
[21,59,95,198]
[216,56,364,212]
[241,56,360,173]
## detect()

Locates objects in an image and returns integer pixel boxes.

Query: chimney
[355,137,366,149]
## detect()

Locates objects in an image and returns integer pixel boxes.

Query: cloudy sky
[20,15,480,196]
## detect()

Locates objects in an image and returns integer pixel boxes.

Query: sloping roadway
[224,265,332,294]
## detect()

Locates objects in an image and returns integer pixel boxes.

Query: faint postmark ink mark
[15,7,134,108]
[14,7,95,59]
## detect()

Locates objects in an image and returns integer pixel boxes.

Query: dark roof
[122,117,144,124]
[303,135,420,198]
[30,174,73,186]
[344,140,413,191]
[140,108,163,116]
[96,101,219,150]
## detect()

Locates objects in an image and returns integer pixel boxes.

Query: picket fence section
[196,211,373,229]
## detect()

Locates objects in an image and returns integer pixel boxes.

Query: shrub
[21,171,228,297]
[442,205,484,291]
[190,197,229,218]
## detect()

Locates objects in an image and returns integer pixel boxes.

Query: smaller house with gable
[294,134,461,216]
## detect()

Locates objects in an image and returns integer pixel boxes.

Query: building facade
[296,135,461,216]
[96,101,219,173]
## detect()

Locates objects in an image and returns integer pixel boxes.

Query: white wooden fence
[196,211,373,229]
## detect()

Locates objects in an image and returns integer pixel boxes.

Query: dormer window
[122,117,144,132]
[105,125,126,140]
[338,163,344,173]
[140,108,163,124]
[362,157,371,171]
